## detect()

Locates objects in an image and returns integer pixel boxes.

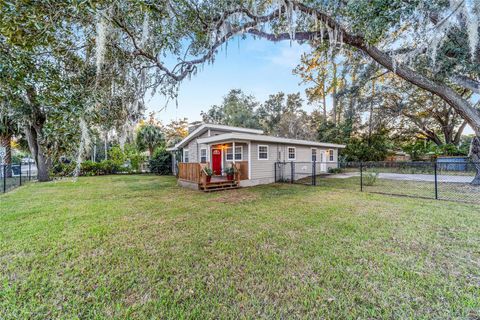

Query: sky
[146,35,313,123]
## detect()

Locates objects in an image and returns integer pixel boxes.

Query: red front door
[211,149,222,175]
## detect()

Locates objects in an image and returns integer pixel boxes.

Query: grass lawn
[1,175,480,319]
[299,175,480,204]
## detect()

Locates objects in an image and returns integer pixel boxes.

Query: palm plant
[135,123,165,157]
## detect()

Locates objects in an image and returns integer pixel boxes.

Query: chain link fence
[1,162,38,194]
[274,161,480,204]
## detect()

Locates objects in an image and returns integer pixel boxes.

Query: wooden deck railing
[178,163,201,183]
[235,161,248,180]
[178,161,249,185]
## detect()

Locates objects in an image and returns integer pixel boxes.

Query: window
[200,148,207,163]
[258,145,269,160]
[287,147,296,160]
[226,146,243,161]
[183,149,189,162]
[329,149,334,162]
[235,146,242,160]
[311,148,317,162]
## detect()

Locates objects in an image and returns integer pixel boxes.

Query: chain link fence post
[360,162,363,192]
[434,162,438,200]
[3,165,6,193]
[274,162,277,183]
[290,161,294,184]
[312,160,316,186]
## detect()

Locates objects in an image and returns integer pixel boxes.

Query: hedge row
[53,160,133,177]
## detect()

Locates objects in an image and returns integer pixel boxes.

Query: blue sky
[146,36,313,123]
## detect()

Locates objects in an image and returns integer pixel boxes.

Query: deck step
[200,181,239,192]
[204,181,237,186]
[202,186,240,192]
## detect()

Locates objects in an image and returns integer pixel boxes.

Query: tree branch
[450,75,480,94]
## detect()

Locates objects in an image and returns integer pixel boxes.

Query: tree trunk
[104,132,108,160]
[322,83,327,119]
[149,146,154,158]
[23,86,51,182]
[1,134,12,178]
[453,121,468,146]
[24,124,51,182]
[469,136,480,185]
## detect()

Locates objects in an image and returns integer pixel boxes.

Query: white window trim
[258,145,269,160]
[287,146,296,161]
[183,149,189,163]
[226,145,243,161]
[328,149,335,162]
[200,148,207,163]
[311,148,317,162]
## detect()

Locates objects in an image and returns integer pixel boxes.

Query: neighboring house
[385,151,411,162]
[167,124,345,190]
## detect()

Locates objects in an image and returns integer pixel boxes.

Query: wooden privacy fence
[235,161,248,180]
[178,163,201,183]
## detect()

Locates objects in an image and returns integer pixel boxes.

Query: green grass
[1,175,480,319]
[309,175,480,204]
[1,176,26,193]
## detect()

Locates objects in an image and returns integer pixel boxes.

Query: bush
[149,147,172,175]
[328,167,343,174]
[124,144,145,172]
[81,160,101,176]
[52,162,75,177]
[363,171,379,186]
[108,146,127,163]
[99,160,128,174]
[51,159,130,177]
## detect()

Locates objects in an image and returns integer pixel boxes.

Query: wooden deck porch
[177,162,248,192]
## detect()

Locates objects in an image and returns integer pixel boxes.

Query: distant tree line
[200,83,474,163]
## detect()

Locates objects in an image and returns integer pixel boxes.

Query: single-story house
[167,124,345,190]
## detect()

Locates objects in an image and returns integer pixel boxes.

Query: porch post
[232,141,236,164]
[248,142,251,180]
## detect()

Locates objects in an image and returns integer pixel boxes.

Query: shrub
[328,167,343,174]
[52,162,75,177]
[124,144,145,172]
[81,160,100,176]
[52,147,135,177]
[51,160,129,177]
[149,147,171,175]
[363,171,379,186]
[99,160,126,174]
[108,145,127,163]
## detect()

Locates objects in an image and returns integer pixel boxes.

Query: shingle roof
[197,132,345,148]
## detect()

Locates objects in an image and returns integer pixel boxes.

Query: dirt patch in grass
[213,189,259,204]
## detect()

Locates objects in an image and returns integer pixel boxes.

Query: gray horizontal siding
[250,142,339,180]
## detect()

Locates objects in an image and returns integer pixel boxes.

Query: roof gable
[168,124,263,150]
